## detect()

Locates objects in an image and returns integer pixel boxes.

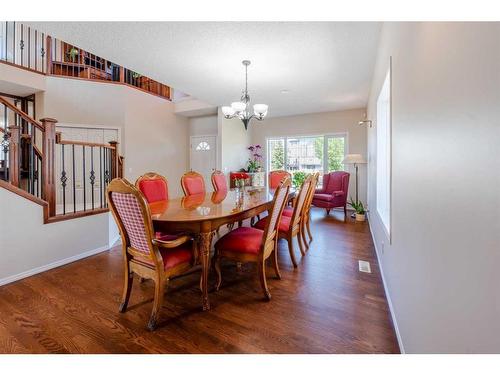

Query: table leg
[198,230,214,311]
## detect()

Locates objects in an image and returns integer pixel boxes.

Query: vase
[355,213,366,222]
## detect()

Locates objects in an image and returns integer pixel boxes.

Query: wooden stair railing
[0,96,123,223]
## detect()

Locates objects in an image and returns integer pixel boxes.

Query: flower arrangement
[230,172,249,189]
[247,144,263,172]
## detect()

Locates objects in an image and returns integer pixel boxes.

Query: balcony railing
[0,22,172,100]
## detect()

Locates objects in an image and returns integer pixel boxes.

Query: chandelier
[222,60,268,130]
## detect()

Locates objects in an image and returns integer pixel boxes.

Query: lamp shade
[231,101,247,113]
[342,154,367,164]
[222,106,236,117]
[253,104,268,117]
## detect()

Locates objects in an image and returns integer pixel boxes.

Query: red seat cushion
[269,171,290,189]
[282,207,293,217]
[213,174,227,192]
[155,232,180,241]
[160,245,193,270]
[254,215,291,232]
[138,179,168,203]
[215,227,264,255]
[313,193,334,202]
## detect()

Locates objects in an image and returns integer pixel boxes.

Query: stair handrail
[0,97,45,132]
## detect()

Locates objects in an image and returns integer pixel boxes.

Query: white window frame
[266,132,349,175]
[376,63,392,240]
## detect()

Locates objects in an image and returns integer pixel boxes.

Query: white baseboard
[108,235,121,248]
[367,216,405,354]
[0,244,111,287]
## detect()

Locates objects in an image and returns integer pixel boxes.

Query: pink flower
[255,144,262,149]
[247,146,255,152]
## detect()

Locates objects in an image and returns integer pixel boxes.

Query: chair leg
[326,208,330,215]
[258,260,271,301]
[344,205,347,221]
[306,217,313,243]
[148,278,166,331]
[214,253,222,291]
[272,249,281,280]
[227,223,234,231]
[287,237,298,268]
[301,223,309,251]
[119,269,134,313]
[297,231,306,256]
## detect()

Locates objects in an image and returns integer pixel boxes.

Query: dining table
[149,186,295,311]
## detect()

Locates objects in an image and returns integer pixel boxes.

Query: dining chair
[213,177,291,300]
[299,172,319,248]
[211,170,228,192]
[107,178,197,331]
[254,175,313,267]
[181,170,206,196]
[269,170,291,189]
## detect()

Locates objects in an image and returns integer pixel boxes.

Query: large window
[267,134,347,184]
[376,68,391,237]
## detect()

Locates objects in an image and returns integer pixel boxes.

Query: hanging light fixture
[221,60,268,130]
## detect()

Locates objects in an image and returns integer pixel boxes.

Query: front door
[190,135,217,191]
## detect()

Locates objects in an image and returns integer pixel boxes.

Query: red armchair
[312,171,350,218]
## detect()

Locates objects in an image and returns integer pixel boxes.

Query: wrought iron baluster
[29,123,33,194]
[83,145,86,211]
[60,144,67,215]
[104,148,110,207]
[90,146,95,210]
[72,144,76,213]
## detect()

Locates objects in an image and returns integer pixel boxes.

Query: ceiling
[27,22,381,118]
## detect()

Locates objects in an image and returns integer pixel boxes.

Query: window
[195,141,210,151]
[376,68,391,237]
[267,134,347,185]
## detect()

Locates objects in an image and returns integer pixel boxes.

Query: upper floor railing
[0,22,172,100]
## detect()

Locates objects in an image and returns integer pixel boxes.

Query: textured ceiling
[27,22,381,117]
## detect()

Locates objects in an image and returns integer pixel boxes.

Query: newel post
[119,66,125,83]
[41,118,58,217]
[7,126,20,187]
[109,141,119,179]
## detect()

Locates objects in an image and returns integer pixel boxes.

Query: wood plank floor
[0,208,399,353]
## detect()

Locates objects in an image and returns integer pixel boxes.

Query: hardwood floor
[0,208,399,353]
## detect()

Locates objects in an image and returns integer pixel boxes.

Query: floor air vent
[358,260,372,273]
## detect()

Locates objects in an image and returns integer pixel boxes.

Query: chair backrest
[323,171,350,194]
[269,170,291,189]
[135,172,168,203]
[261,177,291,255]
[181,171,206,196]
[303,172,320,216]
[211,170,228,192]
[107,178,159,264]
[290,175,313,230]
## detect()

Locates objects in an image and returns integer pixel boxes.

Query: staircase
[0,96,123,223]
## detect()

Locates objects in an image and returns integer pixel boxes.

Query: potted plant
[246,144,262,172]
[348,198,366,222]
[67,47,79,63]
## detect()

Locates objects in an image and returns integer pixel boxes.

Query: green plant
[132,72,142,79]
[246,144,262,172]
[292,171,309,188]
[348,197,366,214]
[68,47,79,62]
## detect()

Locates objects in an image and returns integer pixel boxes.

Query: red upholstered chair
[254,175,313,267]
[181,171,206,196]
[213,177,291,300]
[312,171,350,218]
[107,178,196,331]
[136,172,180,242]
[269,170,291,189]
[211,170,228,193]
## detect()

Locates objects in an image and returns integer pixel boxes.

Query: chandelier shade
[222,60,268,130]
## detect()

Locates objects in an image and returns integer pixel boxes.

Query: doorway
[190,135,217,190]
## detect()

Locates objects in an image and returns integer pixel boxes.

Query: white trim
[367,214,405,353]
[108,235,121,248]
[0,244,111,287]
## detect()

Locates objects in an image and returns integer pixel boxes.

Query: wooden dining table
[149,186,293,311]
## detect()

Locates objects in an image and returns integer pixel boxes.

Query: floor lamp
[342,154,367,217]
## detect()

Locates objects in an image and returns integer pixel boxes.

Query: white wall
[251,108,367,204]
[367,22,500,353]
[0,188,116,285]
[219,108,251,174]
[189,115,218,136]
